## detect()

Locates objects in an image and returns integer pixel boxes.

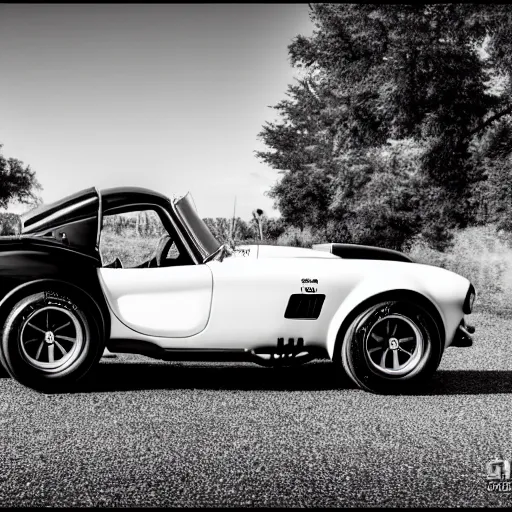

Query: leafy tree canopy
[0,144,41,210]
[258,4,512,250]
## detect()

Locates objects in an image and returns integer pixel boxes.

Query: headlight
[463,284,476,314]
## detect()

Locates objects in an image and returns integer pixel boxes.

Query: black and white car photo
[0,186,475,393]
[0,3,511,509]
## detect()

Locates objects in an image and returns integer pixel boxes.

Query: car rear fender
[0,278,109,341]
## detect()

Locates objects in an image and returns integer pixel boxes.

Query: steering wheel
[153,234,175,267]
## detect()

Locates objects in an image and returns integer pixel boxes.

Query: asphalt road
[1,308,512,507]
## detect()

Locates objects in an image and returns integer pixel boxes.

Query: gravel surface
[1,309,512,507]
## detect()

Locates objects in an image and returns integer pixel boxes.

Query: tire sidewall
[1,288,103,391]
[341,300,442,393]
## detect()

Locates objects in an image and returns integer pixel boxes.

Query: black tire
[0,361,8,378]
[0,288,104,393]
[339,300,442,394]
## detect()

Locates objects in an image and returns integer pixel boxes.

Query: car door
[97,208,213,338]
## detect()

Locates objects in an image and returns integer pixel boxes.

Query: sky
[0,3,313,220]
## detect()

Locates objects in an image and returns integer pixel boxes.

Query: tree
[263,217,286,241]
[257,4,512,250]
[470,118,512,231]
[0,213,21,236]
[0,144,41,209]
[203,217,254,245]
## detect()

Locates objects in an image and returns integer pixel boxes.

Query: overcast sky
[0,3,313,219]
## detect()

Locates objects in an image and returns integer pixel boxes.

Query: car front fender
[325,270,464,360]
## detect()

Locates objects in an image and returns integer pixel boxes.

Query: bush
[407,224,512,313]
[276,226,325,248]
[0,213,21,235]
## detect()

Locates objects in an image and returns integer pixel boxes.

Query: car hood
[230,243,413,262]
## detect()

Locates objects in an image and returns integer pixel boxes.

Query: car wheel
[340,300,442,394]
[0,289,104,392]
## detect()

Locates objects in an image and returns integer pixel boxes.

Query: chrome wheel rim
[365,314,424,376]
[19,306,84,371]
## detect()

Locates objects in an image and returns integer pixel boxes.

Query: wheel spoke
[23,338,40,345]
[35,341,45,360]
[53,321,71,334]
[371,332,383,343]
[27,322,46,335]
[399,337,415,343]
[48,344,54,363]
[391,322,398,336]
[54,340,67,356]
[380,348,389,368]
[55,334,77,343]
[399,347,412,357]
[46,310,49,330]
[368,347,381,354]
[392,350,399,369]
[386,321,390,335]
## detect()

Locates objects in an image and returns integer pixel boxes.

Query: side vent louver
[284,294,325,320]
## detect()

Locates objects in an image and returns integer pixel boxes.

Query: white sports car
[0,187,476,393]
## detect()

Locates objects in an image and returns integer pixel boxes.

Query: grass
[100,231,157,268]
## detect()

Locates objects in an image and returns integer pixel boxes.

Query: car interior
[103,234,177,269]
[100,205,195,269]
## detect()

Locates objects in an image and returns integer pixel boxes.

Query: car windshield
[173,192,222,261]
